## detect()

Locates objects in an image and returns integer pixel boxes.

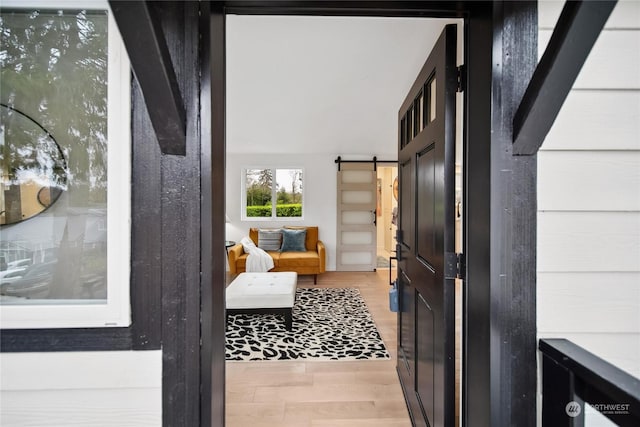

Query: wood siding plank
[538,151,640,211]
[538,211,640,272]
[539,29,640,89]
[539,0,640,30]
[537,272,640,334]
[1,351,161,425]
[0,388,161,426]
[0,351,161,390]
[541,91,640,151]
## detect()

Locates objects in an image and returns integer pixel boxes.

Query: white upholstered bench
[225,272,298,331]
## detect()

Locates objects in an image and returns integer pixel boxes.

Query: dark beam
[223,1,467,17]
[109,1,186,155]
[200,2,227,426]
[512,0,616,156]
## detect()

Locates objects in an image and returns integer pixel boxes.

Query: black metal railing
[539,338,640,426]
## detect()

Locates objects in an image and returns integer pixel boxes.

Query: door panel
[336,163,376,271]
[341,190,374,204]
[417,144,436,267]
[396,24,457,427]
[398,269,414,376]
[399,160,413,251]
[416,292,435,424]
[341,231,373,245]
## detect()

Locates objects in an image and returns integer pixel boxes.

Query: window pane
[275,169,302,218]
[341,170,373,184]
[1,9,109,302]
[429,77,437,122]
[416,92,424,133]
[245,168,273,217]
[407,106,413,142]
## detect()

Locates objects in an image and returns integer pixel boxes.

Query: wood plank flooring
[225,270,412,427]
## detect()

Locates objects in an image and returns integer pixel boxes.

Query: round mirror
[1,104,67,226]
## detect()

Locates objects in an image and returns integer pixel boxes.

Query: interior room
[224,14,462,426]
[225,15,462,268]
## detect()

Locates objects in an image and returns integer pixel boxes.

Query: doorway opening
[224,13,464,426]
[376,165,398,270]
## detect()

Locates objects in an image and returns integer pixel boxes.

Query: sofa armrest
[227,244,244,274]
[316,240,326,273]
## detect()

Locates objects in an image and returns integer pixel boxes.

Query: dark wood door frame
[200,3,226,427]
[464,3,538,426]
[200,2,538,427]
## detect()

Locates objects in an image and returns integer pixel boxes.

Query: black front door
[396,24,457,427]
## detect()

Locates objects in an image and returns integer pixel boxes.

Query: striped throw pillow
[257,229,282,251]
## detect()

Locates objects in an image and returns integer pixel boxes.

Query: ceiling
[226,15,460,155]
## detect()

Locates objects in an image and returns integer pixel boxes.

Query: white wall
[226,153,398,271]
[536,0,640,393]
[225,16,460,157]
[0,350,162,426]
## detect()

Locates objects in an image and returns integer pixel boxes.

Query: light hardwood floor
[225,270,412,427]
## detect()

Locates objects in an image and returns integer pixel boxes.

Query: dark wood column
[200,2,227,427]
[140,3,202,426]
[464,2,538,426]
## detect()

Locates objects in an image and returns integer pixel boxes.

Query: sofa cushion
[257,229,282,251]
[280,228,307,252]
[278,251,319,268]
[249,227,319,251]
[284,226,318,251]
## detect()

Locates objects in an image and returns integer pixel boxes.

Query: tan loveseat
[227,226,326,283]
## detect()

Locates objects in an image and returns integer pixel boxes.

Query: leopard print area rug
[225,287,390,361]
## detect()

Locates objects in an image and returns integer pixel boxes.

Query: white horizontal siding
[539,30,640,89]
[537,8,640,421]
[539,0,640,30]
[538,272,640,334]
[0,351,161,426]
[538,211,640,273]
[538,151,640,211]
[1,388,161,427]
[542,91,640,151]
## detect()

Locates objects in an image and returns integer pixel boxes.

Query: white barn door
[336,163,377,271]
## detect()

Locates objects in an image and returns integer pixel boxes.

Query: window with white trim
[0,1,131,329]
[241,168,304,220]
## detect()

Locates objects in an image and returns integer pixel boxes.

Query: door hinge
[445,252,465,280]
[457,65,466,93]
